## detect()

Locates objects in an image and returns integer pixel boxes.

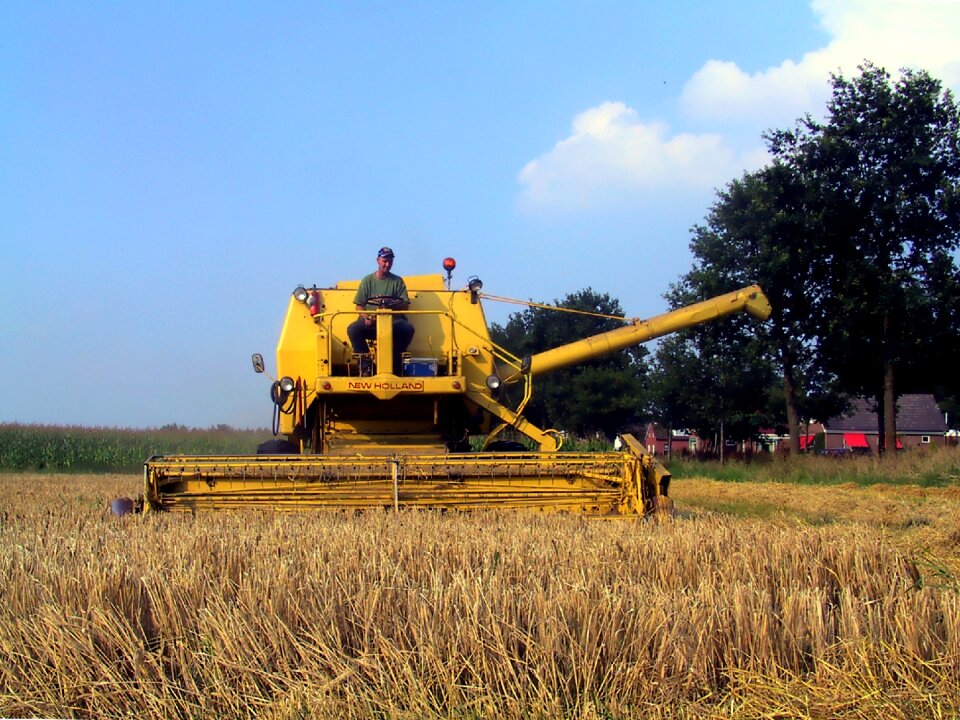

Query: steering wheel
[367,295,406,309]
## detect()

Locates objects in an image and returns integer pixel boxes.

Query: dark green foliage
[490,289,650,439]
[768,63,960,447]
[658,63,960,450]
[0,423,273,473]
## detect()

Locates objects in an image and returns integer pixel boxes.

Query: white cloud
[517,102,761,213]
[518,0,960,215]
[682,0,960,126]
[680,58,830,126]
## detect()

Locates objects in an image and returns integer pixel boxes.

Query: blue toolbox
[403,357,438,376]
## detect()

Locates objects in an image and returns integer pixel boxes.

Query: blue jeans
[347,316,415,373]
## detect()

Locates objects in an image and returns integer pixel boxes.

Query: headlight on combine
[485,374,501,391]
[279,376,296,393]
[468,276,483,304]
[293,286,309,303]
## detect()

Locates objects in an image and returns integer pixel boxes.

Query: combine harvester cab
[145,263,770,516]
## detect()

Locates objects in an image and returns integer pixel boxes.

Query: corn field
[1,472,958,719]
[0,424,273,473]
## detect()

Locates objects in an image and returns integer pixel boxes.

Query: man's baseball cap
[377,246,395,258]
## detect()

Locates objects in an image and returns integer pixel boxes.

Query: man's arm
[356,303,374,325]
[395,279,410,310]
[354,275,375,323]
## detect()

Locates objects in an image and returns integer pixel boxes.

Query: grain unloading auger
[144,264,771,515]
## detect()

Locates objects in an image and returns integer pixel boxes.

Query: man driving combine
[347,246,415,375]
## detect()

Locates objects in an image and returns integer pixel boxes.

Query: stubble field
[1,471,958,719]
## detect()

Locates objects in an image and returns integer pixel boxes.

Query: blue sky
[3,1,959,429]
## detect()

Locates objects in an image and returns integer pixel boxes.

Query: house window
[921,435,931,444]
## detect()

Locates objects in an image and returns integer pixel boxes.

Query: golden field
[1,471,958,719]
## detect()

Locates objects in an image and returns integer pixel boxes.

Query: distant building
[820,394,948,453]
[644,423,699,456]
[755,428,789,453]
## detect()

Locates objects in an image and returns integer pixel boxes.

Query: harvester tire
[485,440,528,452]
[257,439,300,454]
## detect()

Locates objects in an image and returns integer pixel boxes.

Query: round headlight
[293,286,309,302]
[279,376,296,393]
[485,374,501,391]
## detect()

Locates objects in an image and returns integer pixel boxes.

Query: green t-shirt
[353,272,410,309]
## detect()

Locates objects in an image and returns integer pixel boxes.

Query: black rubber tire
[485,440,528,452]
[256,439,301,455]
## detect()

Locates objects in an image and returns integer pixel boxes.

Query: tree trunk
[880,313,897,455]
[719,417,725,464]
[666,421,672,461]
[883,357,897,455]
[875,393,886,455]
[782,363,801,454]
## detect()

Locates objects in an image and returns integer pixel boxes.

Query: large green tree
[768,63,960,451]
[666,63,960,453]
[489,289,649,439]
[667,162,848,452]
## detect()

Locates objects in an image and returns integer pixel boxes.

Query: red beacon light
[442,257,456,289]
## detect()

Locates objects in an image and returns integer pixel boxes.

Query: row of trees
[492,63,960,451]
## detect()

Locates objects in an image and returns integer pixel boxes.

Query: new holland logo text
[348,380,425,392]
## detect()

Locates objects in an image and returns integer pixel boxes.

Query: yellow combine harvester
[144,265,770,515]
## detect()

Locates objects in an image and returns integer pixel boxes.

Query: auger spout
[523,285,771,378]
